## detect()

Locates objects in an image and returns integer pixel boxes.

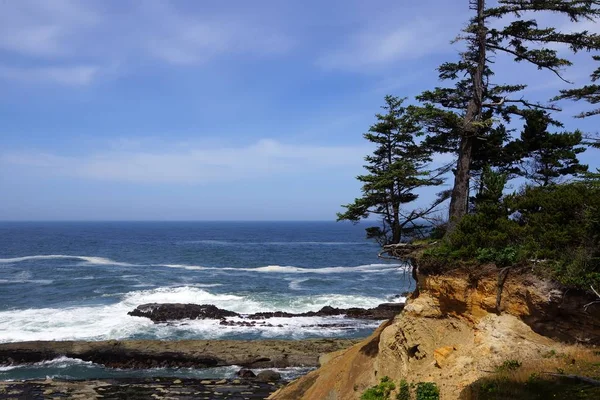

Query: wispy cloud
[316,19,456,72]
[142,2,292,66]
[0,65,100,86]
[0,0,98,57]
[1,139,369,184]
[0,0,292,85]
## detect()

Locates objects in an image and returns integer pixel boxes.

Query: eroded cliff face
[270,269,600,400]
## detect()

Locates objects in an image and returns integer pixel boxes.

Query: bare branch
[584,285,600,311]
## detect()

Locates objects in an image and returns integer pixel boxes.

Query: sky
[0,0,599,221]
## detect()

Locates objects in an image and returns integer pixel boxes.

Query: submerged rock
[237,368,257,378]
[256,370,282,382]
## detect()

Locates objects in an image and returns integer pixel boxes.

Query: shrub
[415,382,439,400]
[423,182,600,290]
[495,359,522,372]
[396,379,410,400]
[361,376,396,400]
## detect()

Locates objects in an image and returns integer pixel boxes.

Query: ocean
[0,221,412,380]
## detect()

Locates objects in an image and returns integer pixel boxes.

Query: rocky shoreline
[0,338,359,370]
[0,302,405,398]
[0,377,285,399]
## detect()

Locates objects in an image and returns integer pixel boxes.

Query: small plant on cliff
[361,376,396,400]
[495,359,522,373]
[415,382,439,400]
[396,379,410,400]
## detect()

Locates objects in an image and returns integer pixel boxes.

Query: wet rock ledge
[0,338,358,369]
[0,377,284,400]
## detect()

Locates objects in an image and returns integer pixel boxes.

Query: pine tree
[513,111,588,185]
[414,0,600,232]
[337,96,444,245]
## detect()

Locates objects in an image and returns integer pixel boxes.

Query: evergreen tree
[337,96,444,245]
[473,165,508,219]
[413,0,600,232]
[513,111,588,186]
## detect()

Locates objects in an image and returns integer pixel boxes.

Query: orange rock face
[270,268,600,400]
[433,345,456,368]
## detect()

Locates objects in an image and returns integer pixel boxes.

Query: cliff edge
[270,267,600,399]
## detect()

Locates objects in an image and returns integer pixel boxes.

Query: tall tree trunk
[392,202,401,244]
[448,137,474,229]
[447,0,487,233]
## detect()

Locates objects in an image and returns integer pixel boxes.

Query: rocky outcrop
[416,268,600,344]
[270,268,600,400]
[128,303,405,323]
[128,303,238,322]
[0,338,358,369]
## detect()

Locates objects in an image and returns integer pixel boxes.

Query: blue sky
[0,0,598,221]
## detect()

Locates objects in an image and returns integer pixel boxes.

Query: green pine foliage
[510,111,588,185]
[423,179,600,290]
[554,55,600,118]
[341,2,600,293]
[413,0,600,227]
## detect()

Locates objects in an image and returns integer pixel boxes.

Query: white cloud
[0,0,292,84]
[0,0,98,57]
[0,65,100,86]
[1,139,368,184]
[316,19,456,71]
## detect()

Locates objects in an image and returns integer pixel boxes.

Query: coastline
[0,338,360,370]
[0,337,364,399]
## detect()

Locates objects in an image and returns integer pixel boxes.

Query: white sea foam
[0,357,97,374]
[162,263,405,274]
[181,240,370,246]
[0,255,133,267]
[0,271,53,285]
[0,279,53,285]
[287,278,309,291]
[0,286,389,343]
[0,254,404,275]
[187,283,223,288]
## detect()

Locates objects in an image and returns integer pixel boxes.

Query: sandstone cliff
[270,267,600,399]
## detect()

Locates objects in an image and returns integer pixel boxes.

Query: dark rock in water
[128,302,405,323]
[346,303,405,320]
[237,368,256,378]
[245,303,404,321]
[256,370,282,382]
[128,303,239,322]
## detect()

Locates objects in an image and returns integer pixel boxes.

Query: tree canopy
[340,1,600,291]
[337,96,445,245]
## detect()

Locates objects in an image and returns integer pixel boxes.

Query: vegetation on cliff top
[466,348,600,399]
[360,377,440,400]
[339,0,600,292]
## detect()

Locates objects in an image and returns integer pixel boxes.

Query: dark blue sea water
[0,221,412,379]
